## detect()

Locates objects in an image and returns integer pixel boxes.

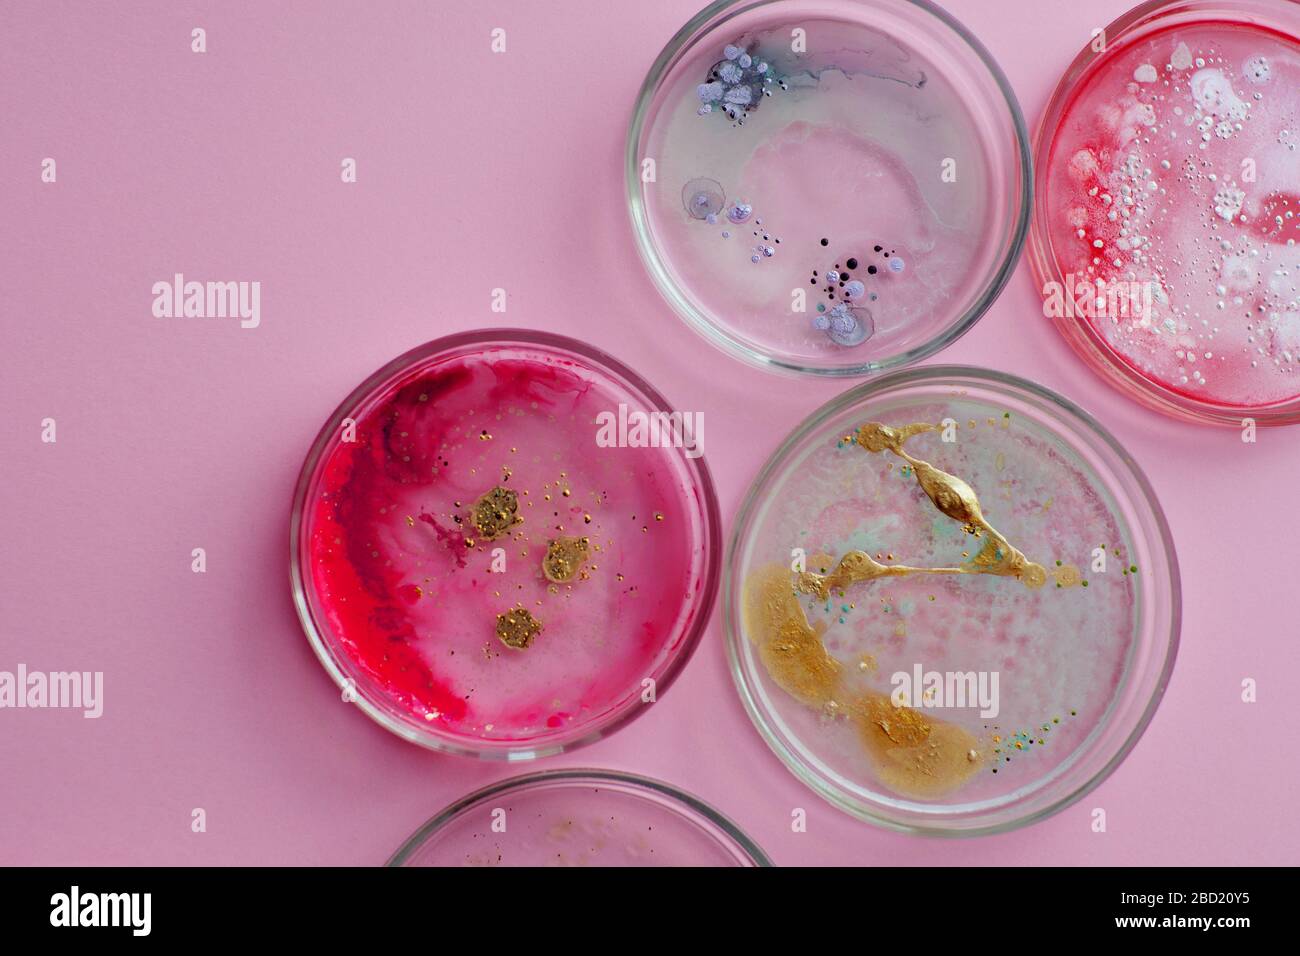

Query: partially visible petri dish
[627,0,1031,377]
[726,366,1179,835]
[1030,0,1300,425]
[290,330,721,759]
[387,769,772,867]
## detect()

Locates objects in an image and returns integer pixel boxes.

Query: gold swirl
[798,422,1048,598]
[740,420,1059,799]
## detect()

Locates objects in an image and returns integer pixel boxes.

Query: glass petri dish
[290,330,721,759]
[627,0,1031,377]
[725,366,1179,835]
[1030,0,1300,425]
[387,769,771,867]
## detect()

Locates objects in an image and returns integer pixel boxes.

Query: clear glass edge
[624,0,1035,379]
[384,767,774,867]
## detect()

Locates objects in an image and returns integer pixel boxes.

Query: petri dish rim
[289,328,723,761]
[625,0,1035,378]
[723,364,1182,836]
[385,767,773,867]
[1026,0,1300,426]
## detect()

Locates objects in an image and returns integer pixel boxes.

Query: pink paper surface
[1,0,1295,866]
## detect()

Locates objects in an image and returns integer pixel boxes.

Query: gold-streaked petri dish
[387,769,771,867]
[725,366,1179,834]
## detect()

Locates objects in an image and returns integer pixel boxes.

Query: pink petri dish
[628,0,1030,376]
[726,367,1179,834]
[387,769,771,867]
[1031,0,1300,424]
[290,330,720,759]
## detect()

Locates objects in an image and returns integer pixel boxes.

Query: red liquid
[1045,20,1300,408]
[303,342,711,746]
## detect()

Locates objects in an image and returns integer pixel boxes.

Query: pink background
[2,0,1296,866]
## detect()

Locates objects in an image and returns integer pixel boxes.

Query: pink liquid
[304,342,709,745]
[1045,21,1300,408]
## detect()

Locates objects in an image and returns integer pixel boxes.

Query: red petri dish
[1030,0,1300,424]
[290,330,720,758]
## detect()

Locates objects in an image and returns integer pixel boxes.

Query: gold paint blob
[496,607,542,649]
[744,565,983,798]
[1053,563,1082,588]
[852,695,985,799]
[743,565,841,707]
[471,486,520,540]
[542,535,589,584]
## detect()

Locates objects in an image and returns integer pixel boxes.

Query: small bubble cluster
[682,177,782,263]
[696,42,787,125]
[806,241,908,346]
